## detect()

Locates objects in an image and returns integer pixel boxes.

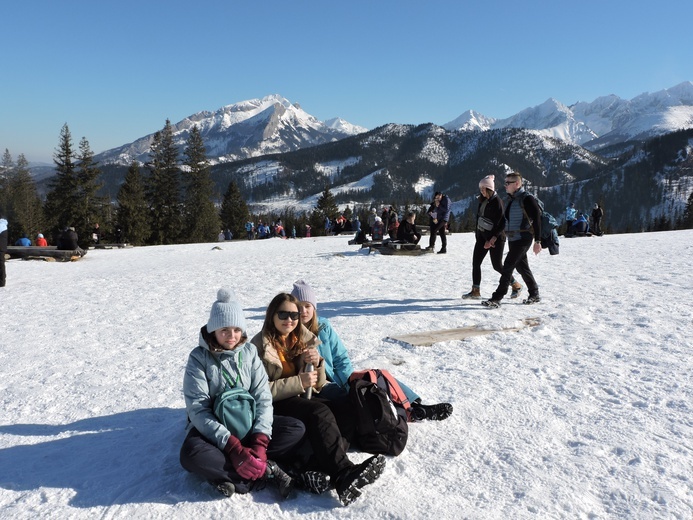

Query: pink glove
[248,432,270,462]
[237,455,267,480]
[223,436,267,480]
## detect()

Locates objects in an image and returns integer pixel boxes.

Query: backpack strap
[375,369,413,419]
[212,352,242,389]
[349,369,378,385]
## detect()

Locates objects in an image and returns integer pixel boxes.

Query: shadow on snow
[0,407,221,507]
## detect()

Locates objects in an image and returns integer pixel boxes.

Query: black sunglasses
[276,311,300,321]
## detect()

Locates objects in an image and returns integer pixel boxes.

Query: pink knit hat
[479,175,495,191]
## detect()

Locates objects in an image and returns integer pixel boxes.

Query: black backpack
[518,192,560,255]
[348,369,409,456]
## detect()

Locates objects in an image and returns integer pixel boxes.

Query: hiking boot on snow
[523,295,541,305]
[265,460,294,499]
[335,454,386,506]
[462,287,481,299]
[481,299,501,309]
[510,281,523,299]
[437,248,447,254]
[214,481,236,498]
[295,471,331,495]
[411,402,453,421]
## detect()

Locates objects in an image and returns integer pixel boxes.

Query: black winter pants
[491,239,539,301]
[271,396,354,478]
[179,415,305,492]
[471,236,516,287]
[428,221,447,249]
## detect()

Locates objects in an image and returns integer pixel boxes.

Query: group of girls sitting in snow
[180,281,452,506]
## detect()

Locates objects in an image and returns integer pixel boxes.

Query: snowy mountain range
[93,83,693,168]
[443,81,693,150]
[95,94,367,166]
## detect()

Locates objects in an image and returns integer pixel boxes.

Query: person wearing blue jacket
[291,280,453,422]
[15,233,31,246]
[180,288,304,498]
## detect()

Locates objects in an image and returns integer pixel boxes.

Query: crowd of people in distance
[181,281,452,506]
[245,219,299,240]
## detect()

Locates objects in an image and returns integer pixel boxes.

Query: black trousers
[471,235,516,287]
[491,239,538,301]
[0,253,5,287]
[271,396,354,478]
[428,221,447,249]
[179,415,305,492]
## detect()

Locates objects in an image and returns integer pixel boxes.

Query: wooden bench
[7,246,87,262]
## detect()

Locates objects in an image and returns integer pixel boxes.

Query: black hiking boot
[411,402,453,421]
[523,295,541,305]
[265,460,294,499]
[481,299,501,309]
[214,481,235,498]
[294,470,331,495]
[335,454,386,506]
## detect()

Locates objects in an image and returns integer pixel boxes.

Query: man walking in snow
[482,172,542,308]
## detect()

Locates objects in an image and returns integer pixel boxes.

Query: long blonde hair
[303,307,320,336]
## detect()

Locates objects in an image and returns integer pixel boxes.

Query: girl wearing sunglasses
[250,292,386,506]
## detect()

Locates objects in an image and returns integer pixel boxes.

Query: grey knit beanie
[291,280,318,310]
[206,288,246,334]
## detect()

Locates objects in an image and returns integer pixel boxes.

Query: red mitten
[248,432,270,462]
[223,435,267,480]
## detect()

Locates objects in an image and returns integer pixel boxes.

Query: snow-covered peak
[442,110,496,131]
[95,95,365,165]
[324,117,368,135]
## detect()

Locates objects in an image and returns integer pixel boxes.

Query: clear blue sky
[2,0,692,164]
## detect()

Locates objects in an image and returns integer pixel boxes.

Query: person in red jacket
[36,233,48,247]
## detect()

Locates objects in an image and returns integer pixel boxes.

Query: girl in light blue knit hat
[180,288,303,499]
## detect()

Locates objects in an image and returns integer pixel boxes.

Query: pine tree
[312,185,339,235]
[146,119,181,244]
[1,149,14,217]
[73,137,105,246]
[683,191,693,229]
[44,124,79,233]
[116,162,150,245]
[220,180,250,239]
[8,154,44,240]
[181,125,220,243]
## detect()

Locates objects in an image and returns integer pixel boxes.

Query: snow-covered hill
[1,230,691,518]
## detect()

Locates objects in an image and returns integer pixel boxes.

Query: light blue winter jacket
[316,317,354,389]
[183,327,273,450]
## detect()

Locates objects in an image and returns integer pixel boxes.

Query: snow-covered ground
[1,230,691,519]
